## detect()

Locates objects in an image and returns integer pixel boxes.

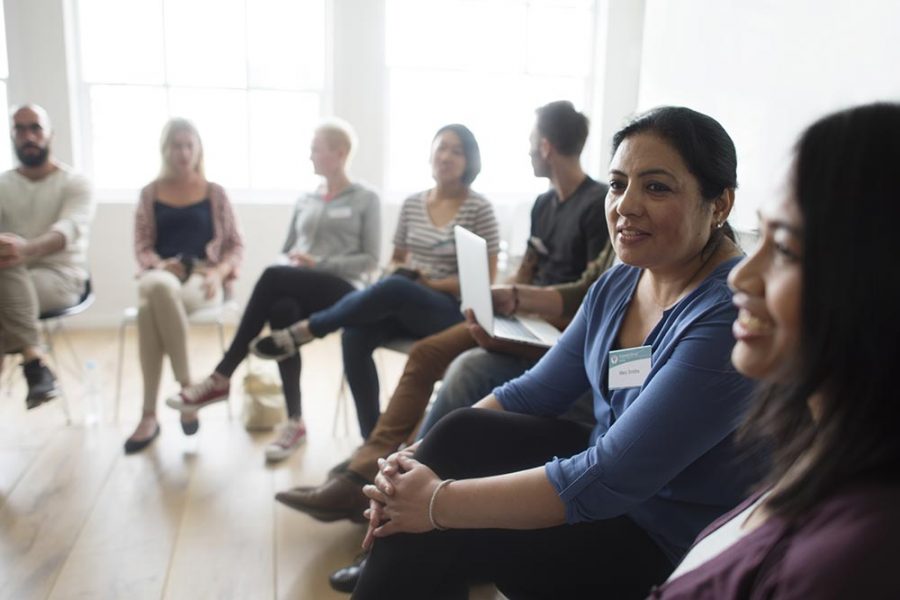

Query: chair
[38,278,96,424]
[333,336,417,436]
[113,298,240,422]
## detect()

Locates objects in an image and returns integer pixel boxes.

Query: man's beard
[15,143,50,167]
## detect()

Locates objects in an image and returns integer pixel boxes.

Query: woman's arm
[367,459,565,540]
[211,184,244,279]
[134,185,162,270]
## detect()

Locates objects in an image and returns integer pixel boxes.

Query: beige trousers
[137,270,222,413]
[0,263,84,355]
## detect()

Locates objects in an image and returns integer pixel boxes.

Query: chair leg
[215,319,233,420]
[42,321,72,425]
[114,317,129,423]
[333,373,351,437]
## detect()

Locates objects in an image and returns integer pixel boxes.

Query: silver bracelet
[428,478,455,531]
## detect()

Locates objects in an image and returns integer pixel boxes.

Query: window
[0,0,11,172]
[75,0,328,194]
[385,0,597,201]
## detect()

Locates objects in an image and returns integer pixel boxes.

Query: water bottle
[83,359,103,426]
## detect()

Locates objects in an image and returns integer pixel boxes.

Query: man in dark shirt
[516,101,608,286]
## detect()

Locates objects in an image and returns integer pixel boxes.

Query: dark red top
[649,482,900,599]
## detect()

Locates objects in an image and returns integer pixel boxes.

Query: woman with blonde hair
[168,119,381,461]
[124,117,243,453]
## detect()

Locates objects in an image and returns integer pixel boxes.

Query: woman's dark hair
[433,123,481,186]
[740,103,900,518]
[611,106,738,247]
[535,100,589,156]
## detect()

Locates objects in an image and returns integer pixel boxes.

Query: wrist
[428,478,455,531]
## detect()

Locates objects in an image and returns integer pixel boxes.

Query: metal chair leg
[42,321,72,425]
[114,316,129,423]
[215,319,233,420]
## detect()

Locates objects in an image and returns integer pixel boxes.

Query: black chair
[39,278,95,424]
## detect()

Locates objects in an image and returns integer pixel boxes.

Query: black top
[153,198,213,260]
[528,176,609,286]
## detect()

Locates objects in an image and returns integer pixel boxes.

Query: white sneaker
[265,418,307,462]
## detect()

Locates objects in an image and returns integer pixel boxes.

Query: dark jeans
[308,275,463,438]
[215,265,354,418]
[353,409,673,600]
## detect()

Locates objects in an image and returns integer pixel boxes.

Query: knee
[138,271,180,303]
[369,275,411,299]
[267,297,299,328]
[256,265,288,289]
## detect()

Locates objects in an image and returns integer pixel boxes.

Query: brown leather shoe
[274,472,369,524]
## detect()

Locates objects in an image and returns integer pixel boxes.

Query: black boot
[23,359,60,409]
[329,552,368,594]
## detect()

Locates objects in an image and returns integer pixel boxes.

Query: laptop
[454,226,561,348]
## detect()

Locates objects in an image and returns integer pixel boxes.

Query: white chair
[113,299,240,421]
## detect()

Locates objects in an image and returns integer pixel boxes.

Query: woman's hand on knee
[369,455,442,538]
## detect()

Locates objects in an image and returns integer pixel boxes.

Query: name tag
[608,345,652,390]
[327,206,352,219]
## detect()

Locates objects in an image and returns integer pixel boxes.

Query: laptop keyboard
[494,317,540,342]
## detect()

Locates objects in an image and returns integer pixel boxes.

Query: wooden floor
[0,326,466,600]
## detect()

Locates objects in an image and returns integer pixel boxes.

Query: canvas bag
[242,359,287,431]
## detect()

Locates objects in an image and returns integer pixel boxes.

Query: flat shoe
[124,424,160,454]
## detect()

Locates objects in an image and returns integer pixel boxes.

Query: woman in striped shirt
[252,124,499,439]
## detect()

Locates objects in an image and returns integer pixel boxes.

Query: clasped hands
[361,442,443,550]
[156,258,223,299]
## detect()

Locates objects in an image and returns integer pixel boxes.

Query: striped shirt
[392,190,499,280]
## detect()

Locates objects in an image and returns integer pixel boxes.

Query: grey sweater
[281,182,381,285]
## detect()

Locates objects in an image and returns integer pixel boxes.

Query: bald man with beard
[0,104,94,409]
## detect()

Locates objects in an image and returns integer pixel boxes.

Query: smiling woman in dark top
[651,103,900,599]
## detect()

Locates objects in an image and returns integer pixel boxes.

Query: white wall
[637,0,900,230]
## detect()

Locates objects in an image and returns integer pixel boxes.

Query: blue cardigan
[494,257,759,563]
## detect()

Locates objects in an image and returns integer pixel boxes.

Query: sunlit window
[76,0,327,192]
[0,0,11,172]
[385,0,596,200]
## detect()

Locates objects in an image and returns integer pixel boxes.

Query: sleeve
[494,287,596,415]
[545,299,756,523]
[134,185,161,270]
[392,196,412,249]
[51,174,94,249]
[318,190,382,279]
[580,195,610,265]
[553,246,617,318]
[213,186,244,278]
[473,197,500,256]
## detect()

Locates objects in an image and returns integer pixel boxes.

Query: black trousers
[353,409,674,600]
[215,265,354,418]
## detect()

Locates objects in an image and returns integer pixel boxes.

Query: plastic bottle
[83,359,103,426]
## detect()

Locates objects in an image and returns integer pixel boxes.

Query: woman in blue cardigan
[352,107,760,599]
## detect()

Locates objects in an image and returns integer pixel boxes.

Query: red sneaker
[166,376,229,412]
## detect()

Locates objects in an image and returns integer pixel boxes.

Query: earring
[716,221,724,229]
